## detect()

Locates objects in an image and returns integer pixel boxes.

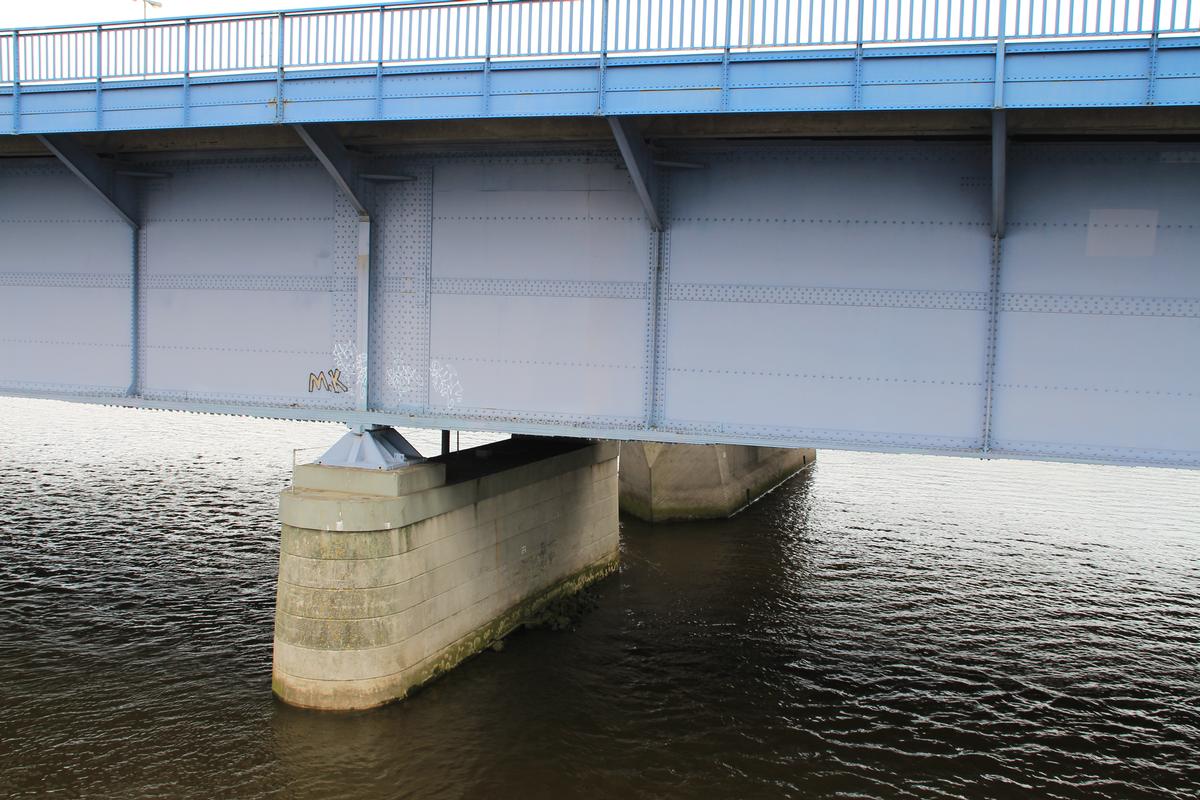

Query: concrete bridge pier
[272,430,619,710]
[618,443,815,523]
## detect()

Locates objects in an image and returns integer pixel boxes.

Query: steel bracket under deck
[608,116,662,232]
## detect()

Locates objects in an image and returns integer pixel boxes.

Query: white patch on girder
[1086,209,1159,258]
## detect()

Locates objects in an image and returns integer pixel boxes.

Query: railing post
[854,0,866,108]
[598,0,610,114]
[721,0,734,111]
[1147,0,1163,104]
[483,0,494,116]
[96,25,104,129]
[275,12,286,123]
[11,30,20,133]
[182,19,191,126]
[994,0,1007,109]
[376,5,386,119]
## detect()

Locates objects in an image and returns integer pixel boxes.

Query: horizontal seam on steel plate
[1008,221,1197,228]
[669,284,990,311]
[670,368,983,386]
[0,218,126,224]
[432,355,639,370]
[1000,294,1200,317]
[432,216,643,222]
[658,421,981,449]
[431,278,649,300]
[0,382,128,395]
[990,440,1200,464]
[143,275,353,292]
[0,338,127,348]
[144,389,353,407]
[668,217,987,225]
[995,383,1197,398]
[142,216,335,223]
[0,273,132,288]
[1003,73,1152,81]
[428,407,643,426]
[146,345,329,355]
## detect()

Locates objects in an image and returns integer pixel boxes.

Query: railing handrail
[0,2,460,36]
[1,0,1195,88]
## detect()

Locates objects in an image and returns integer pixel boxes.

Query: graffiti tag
[308,369,350,393]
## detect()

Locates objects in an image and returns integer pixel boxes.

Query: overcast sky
[1,1,348,29]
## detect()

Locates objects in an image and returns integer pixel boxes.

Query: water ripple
[0,397,1197,799]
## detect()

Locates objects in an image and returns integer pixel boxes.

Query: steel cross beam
[608,117,662,232]
[293,123,370,220]
[293,123,373,413]
[36,134,139,230]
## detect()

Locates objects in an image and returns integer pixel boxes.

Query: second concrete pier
[619,443,815,522]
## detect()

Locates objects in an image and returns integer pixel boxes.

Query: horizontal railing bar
[2,0,1193,38]
[0,0,1196,88]
[0,1,484,36]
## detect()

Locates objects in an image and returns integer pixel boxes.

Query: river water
[0,397,1197,799]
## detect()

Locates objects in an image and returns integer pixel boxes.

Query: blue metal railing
[0,0,1196,86]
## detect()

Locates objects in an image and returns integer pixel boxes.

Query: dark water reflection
[0,398,1197,799]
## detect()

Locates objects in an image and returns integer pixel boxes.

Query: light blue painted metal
[33,134,142,393]
[423,154,651,423]
[0,161,135,399]
[991,143,1200,468]
[293,122,369,218]
[1,2,1200,136]
[2,0,1197,86]
[2,44,1197,136]
[661,142,993,455]
[316,426,423,469]
[982,110,1007,452]
[34,134,139,228]
[607,116,661,231]
[991,110,1006,238]
[2,142,1199,470]
[292,123,374,413]
[124,156,359,411]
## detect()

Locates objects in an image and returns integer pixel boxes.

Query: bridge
[2,0,1198,707]
[3,0,1197,469]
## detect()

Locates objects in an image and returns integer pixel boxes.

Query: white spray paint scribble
[429,359,463,409]
[382,359,463,408]
[384,363,421,402]
[331,341,367,397]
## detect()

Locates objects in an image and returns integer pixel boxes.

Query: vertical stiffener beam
[608,116,667,429]
[991,111,1007,239]
[294,123,373,412]
[982,110,1008,455]
[607,116,662,231]
[36,134,142,396]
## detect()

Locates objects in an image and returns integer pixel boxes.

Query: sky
[0,1,348,29]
